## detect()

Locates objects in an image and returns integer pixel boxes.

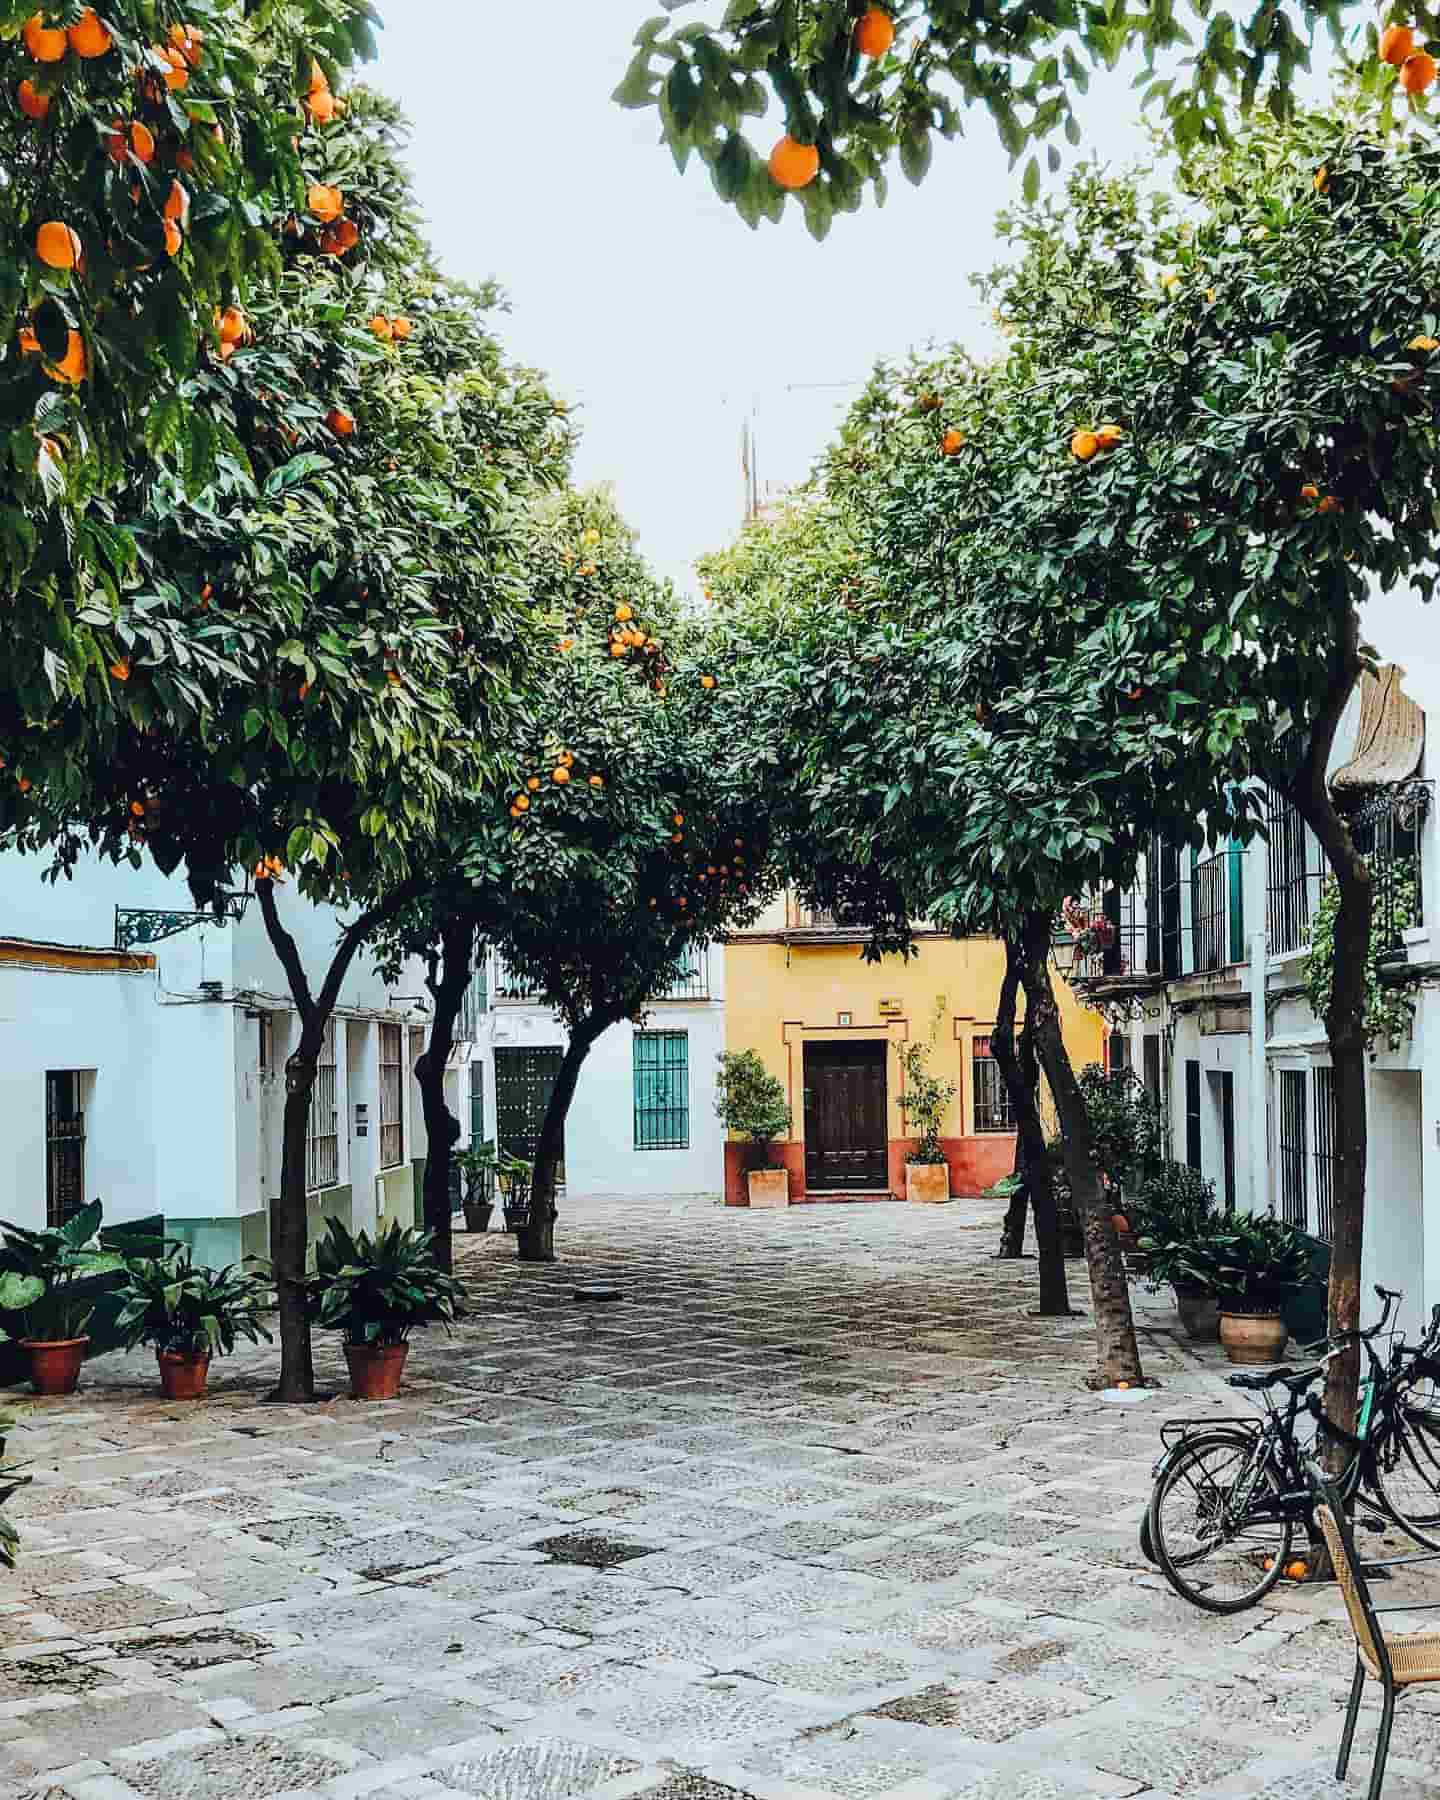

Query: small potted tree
[897,1039,956,1203]
[454,1141,499,1234]
[0,1202,124,1395]
[1209,1213,1313,1365]
[497,1151,535,1232]
[1131,1163,1222,1337]
[113,1248,273,1399]
[715,1050,792,1208]
[310,1217,467,1400]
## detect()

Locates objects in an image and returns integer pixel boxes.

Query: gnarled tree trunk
[414,916,476,1275]
[1017,909,1144,1386]
[1288,601,1370,1446]
[516,1015,607,1264]
[993,928,1072,1315]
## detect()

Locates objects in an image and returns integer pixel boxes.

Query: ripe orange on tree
[941,429,965,456]
[589,774,604,789]
[700,674,717,689]
[1381,23,1417,63]
[308,183,344,223]
[1070,429,1100,462]
[35,220,82,270]
[854,7,896,57]
[326,407,355,437]
[320,218,360,256]
[1095,421,1124,449]
[390,317,412,340]
[45,330,87,385]
[68,9,113,57]
[553,766,571,785]
[219,307,249,346]
[22,15,68,62]
[164,180,191,225]
[768,135,820,191]
[615,602,633,622]
[17,80,51,121]
[163,218,183,257]
[369,315,393,340]
[1401,49,1438,91]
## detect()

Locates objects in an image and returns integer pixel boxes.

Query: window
[469,1060,484,1146]
[1145,836,1183,977]
[257,1012,274,1076]
[307,1021,339,1192]
[634,1032,689,1149]
[1278,1069,1308,1228]
[972,1036,1014,1133]
[1191,852,1227,973]
[1107,1031,1131,1075]
[658,949,711,1000]
[1313,1066,1337,1243]
[1185,1061,1202,1171]
[1267,792,1324,956]
[1142,1035,1162,1100]
[46,1072,86,1228]
[1218,1071,1237,1213]
[379,1023,404,1168]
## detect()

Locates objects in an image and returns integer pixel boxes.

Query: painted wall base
[724,1137,1013,1206]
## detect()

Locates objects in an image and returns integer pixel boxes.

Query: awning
[1331,665,1425,804]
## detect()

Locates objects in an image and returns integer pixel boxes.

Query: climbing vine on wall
[1303,865,1419,1057]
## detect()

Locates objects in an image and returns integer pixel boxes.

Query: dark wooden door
[804,1042,888,1190]
[494,1047,565,1177]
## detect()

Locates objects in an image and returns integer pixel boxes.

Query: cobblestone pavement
[4,1195,1439,1800]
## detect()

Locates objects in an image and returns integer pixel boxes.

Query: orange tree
[383,486,777,1266]
[617,2,1440,235]
[6,62,573,1398]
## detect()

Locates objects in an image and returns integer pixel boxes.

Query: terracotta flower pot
[747,1167,790,1209]
[1219,1309,1288,1365]
[344,1340,409,1400]
[157,1350,211,1400]
[1173,1286,1220,1342]
[22,1336,89,1396]
[906,1162,951,1205]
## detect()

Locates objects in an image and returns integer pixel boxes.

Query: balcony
[787,904,872,946]
[1352,779,1431,961]
[654,955,711,1001]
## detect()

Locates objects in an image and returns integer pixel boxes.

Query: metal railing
[1191,852,1227,974]
[1266,792,1325,957]
[1352,780,1431,957]
[656,956,711,1001]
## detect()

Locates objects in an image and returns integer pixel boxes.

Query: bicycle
[1144,1286,1440,1613]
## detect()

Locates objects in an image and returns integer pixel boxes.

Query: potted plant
[0,1415,29,1570]
[715,1049,792,1208]
[897,1038,956,1204]
[309,1217,466,1400]
[1207,1212,1313,1364]
[455,1141,499,1234]
[113,1247,273,1399]
[0,1201,124,1395]
[496,1151,535,1231]
[1132,1163,1222,1338]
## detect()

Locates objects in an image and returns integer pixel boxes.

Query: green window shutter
[1227,839,1245,964]
[634,1032,689,1150]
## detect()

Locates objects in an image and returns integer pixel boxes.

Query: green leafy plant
[715,1049,792,1170]
[896,1029,956,1167]
[113,1248,273,1359]
[0,1202,124,1344]
[454,1141,501,1203]
[0,1414,30,1571]
[1077,1065,1167,1196]
[1207,1213,1314,1306]
[1303,865,1420,1056]
[309,1219,467,1347]
[1131,1162,1221,1246]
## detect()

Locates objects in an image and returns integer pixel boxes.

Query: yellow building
[723,895,1105,1204]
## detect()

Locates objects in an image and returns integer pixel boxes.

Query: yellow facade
[723,895,1105,1200]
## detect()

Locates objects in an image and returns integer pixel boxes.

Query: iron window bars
[379,1023,404,1169]
[306,1020,339,1192]
[1278,1068,1309,1230]
[45,1072,85,1229]
[634,1031,689,1150]
[972,1036,1015,1133]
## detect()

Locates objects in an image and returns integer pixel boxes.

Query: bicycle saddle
[1227,1365,1320,1393]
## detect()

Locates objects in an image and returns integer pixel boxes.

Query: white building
[1078,619,1440,1343]
[466,943,726,1200]
[0,850,435,1262]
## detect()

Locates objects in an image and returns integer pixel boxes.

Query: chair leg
[1338,1659,1365,1779]
[1367,1684,1395,1800]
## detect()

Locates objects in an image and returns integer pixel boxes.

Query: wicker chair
[1305,1460,1440,1798]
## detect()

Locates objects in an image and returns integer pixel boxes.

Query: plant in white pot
[716,1050,792,1208]
[896,1036,956,1204]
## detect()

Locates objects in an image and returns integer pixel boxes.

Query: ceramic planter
[1173,1285,1220,1342]
[1219,1307,1288,1365]
[157,1350,211,1400]
[906,1162,951,1205]
[22,1336,89,1396]
[747,1168,790,1209]
[344,1340,409,1400]
[462,1201,493,1234]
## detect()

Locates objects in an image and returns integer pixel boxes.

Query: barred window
[634,1032,689,1150]
[972,1036,1014,1134]
[306,1021,339,1192]
[379,1023,403,1169]
[1277,1069,1308,1229]
[46,1071,86,1229]
[1313,1066,1337,1243]
[1267,792,1324,956]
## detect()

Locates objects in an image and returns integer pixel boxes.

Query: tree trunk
[1288,601,1370,1446]
[1018,910,1144,1386]
[992,931,1072,1315]
[516,1016,605,1264]
[256,877,419,1401]
[415,916,475,1275]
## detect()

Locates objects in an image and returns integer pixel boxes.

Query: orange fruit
[219,340,236,362]
[513,793,530,812]
[1116,1380,1131,1391]
[768,135,820,191]
[163,218,183,257]
[1285,1559,1309,1581]
[45,330,86,384]
[23,15,68,62]
[615,602,633,622]
[391,317,412,340]
[1095,422,1124,449]
[170,22,204,67]
[610,641,627,658]
[1401,49,1437,90]
[110,658,130,681]
[68,9,112,56]
[589,774,604,789]
[219,306,248,346]
[320,218,360,256]
[557,636,574,651]
[941,429,965,456]
[1313,165,1329,193]
[1299,482,1319,500]
[854,6,896,56]
[112,120,157,163]
[553,766,571,785]
[17,326,40,353]
[175,148,195,173]
[308,183,344,223]
[36,220,82,270]
[160,52,189,90]
[1317,494,1344,514]
[1071,429,1100,462]
[326,407,355,436]
[18,79,51,120]
[1382,23,1417,63]
[526,776,541,792]
[674,814,685,826]
[369,315,393,340]
[1408,333,1439,352]
[701,674,717,689]
[164,179,190,223]
[560,751,574,766]
[305,86,337,124]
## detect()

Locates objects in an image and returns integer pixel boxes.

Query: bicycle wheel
[1148,1432,1294,1612]
[1370,1409,1440,1551]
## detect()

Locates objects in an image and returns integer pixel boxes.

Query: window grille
[634,1031,689,1149]
[46,1071,86,1228]
[306,1021,339,1192]
[1352,788,1428,956]
[658,949,711,1000]
[1278,1069,1308,1228]
[457,964,489,1042]
[1313,1066,1337,1243]
[494,955,544,1002]
[379,1023,403,1169]
[1227,841,1247,963]
[1145,837,1183,976]
[972,1036,1014,1133]
[1266,792,1324,956]
[1191,853,1227,973]
[1107,1031,1131,1075]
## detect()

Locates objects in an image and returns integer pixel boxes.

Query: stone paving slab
[2,1194,1437,1800]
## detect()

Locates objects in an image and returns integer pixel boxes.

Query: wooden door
[804,1042,888,1190]
[494,1046,565,1178]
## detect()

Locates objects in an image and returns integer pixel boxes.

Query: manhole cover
[534,1531,655,1569]
[573,1284,622,1302]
